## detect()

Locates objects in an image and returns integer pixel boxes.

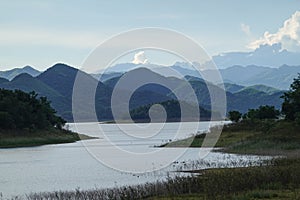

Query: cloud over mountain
[211,43,300,68]
[249,11,300,51]
[132,51,149,64]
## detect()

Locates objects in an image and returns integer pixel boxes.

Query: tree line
[0,89,65,130]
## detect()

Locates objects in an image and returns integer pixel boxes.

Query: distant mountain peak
[48,63,77,71]
[212,43,300,68]
[0,66,41,80]
[173,61,201,69]
[23,65,34,70]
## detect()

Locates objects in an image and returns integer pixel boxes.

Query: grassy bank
[161,120,300,156]
[0,128,94,148]
[16,158,300,200]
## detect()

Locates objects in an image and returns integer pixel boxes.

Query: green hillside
[0,73,71,121]
[241,84,281,94]
[0,89,87,148]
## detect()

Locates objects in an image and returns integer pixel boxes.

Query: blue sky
[0,0,299,70]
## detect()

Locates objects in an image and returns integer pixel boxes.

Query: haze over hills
[211,43,300,69]
[91,46,300,90]
[0,63,285,122]
[1,43,299,122]
[0,66,41,80]
[100,62,298,90]
[220,65,299,90]
[1,42,299,90]
[222,83,280,95]
[94,66,285,114]
[162,63,299,90]
[0,63,283,121]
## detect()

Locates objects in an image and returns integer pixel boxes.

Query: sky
[0,0,299,70]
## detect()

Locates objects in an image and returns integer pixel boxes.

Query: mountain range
[211,43,300,69]
[0,66,41,80]
[0,63,287,122]
[96,62,299,90]
[0,42,298,122]
[204,65,299,90]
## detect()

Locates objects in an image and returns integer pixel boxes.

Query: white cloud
[241,23,251,36]
[248,11,300,51]
[132,51,149,64]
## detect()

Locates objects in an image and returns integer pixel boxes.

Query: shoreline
[0,128,96,148]
[158,120,300,158]
[3,120,300,199]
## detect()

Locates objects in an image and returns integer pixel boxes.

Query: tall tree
[228,110,242,122]
[281,74,300,121]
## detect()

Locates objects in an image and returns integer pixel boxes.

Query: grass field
[148,189,300,200]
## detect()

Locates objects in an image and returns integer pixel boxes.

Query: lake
[0,122,270,198]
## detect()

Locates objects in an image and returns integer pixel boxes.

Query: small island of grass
[0,89,92,148]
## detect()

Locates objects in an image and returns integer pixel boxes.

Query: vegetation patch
[16,158,300,200]
[0,89,93,148]
[0,128,90,148]
[160,120,300,156]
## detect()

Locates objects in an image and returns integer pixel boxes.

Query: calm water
[0,122,270,198]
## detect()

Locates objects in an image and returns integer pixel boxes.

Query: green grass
[226,120,300,156]
[150,120,300,199]
[0,128,95,148]
[147,189,300,200]
[161,120,300,156]
[23,158,300,200]
[160,129,257,148]
[147,193,205,199]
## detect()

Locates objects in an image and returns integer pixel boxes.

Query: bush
[244,105,280,120]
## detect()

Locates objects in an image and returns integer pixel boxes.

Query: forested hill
[0,89,91,148]
[0,64,287,122]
